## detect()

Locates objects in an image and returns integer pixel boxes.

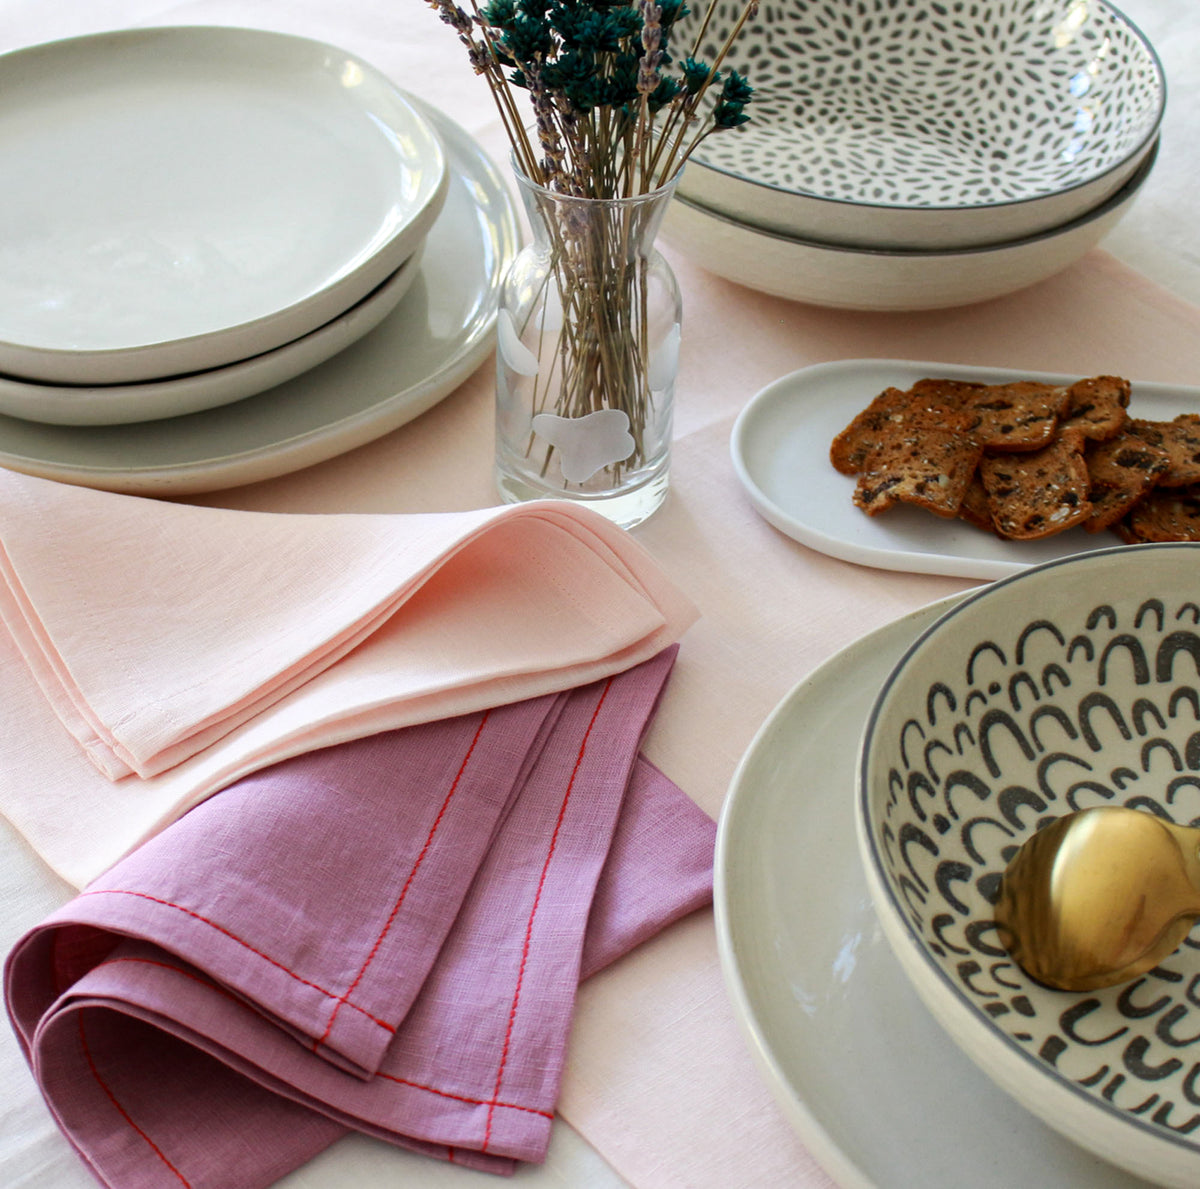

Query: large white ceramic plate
[731,357,1198,579]
[716,594,1158,1188]
[0,252,421,426]
[0,99,516,495]
[0,27,448,384]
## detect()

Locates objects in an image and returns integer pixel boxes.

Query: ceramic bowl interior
[856,544,1200,1188]
[673,0,1165,249]
[661,135,1155,311]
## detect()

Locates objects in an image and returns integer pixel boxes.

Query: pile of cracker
[830,375,1200,542]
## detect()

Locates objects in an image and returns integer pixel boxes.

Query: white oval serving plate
[730,357,1199,579]
[0,27,448,384]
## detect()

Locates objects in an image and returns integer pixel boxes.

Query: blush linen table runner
[6,647,716,1187]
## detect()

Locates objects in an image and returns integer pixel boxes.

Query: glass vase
[494,167,683,530]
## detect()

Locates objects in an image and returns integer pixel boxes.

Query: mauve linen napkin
[6,647,714,1186]
[0,469,696,886]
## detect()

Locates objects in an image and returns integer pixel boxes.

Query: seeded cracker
[1127,415,1200,486]
[958,472,998,534]
[1059,375,1132,441]
[912,378,1071,452]
[979,428,1092,539]
[831,386,965,475]
[853,413,982,517]
[1083,430,1169,532]
[1116,486,1200,542]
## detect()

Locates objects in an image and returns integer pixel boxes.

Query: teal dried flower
[480,0,518,30]
[679,57,713,95]
[564,76,604,112]
[647,75,682,111]
[659,0,688,27]
[719,69,753,105]
[712,100,749,128]
[551,6,601,48]
[607,51,641,102]
[502,13,554,60]
[543,48,592,93]
[711,69,753,127]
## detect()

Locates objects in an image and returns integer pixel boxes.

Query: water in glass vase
[494,168,682,530]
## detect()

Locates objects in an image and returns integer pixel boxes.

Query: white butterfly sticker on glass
[531,409,635,483]
[496,309,540,377]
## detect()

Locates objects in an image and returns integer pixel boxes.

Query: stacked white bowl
[0,27,450,426]
[662,0,1166,310]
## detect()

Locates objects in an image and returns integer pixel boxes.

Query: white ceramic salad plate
[0,100,516,495]
[0,253,421,426]
[716,593,1158,1188]
[0,27,448,384]
[731,357,1197,579]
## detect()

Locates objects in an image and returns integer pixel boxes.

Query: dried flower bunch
[428,0,759,197]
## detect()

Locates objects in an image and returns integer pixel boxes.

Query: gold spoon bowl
[994,805,1200,992]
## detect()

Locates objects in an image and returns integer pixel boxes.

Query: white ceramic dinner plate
[0,99,516,495]
[0,27,448,384]
[731,357,1198,579]
[716,594,1159,1188]
[0,252,421,426]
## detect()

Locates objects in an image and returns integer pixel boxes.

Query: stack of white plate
[662,0,1166,311]
[0,26,519,494]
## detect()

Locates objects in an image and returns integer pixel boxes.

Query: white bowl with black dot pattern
[857,543,1200,1187]
[661,134,1154,310]
[674,0,1165,250]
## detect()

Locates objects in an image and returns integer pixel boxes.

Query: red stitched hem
[76,1013,192,1187]
[375,1070,553,1119]
[97,955,240,1003]
[78,888,394,1033]
[482,679,612,1150]
[92,957,553,1121]
[314,711,492,1051]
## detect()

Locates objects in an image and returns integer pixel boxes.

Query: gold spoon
[993,805,1200,991]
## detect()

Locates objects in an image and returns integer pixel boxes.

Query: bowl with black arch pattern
[856,543,1200,1187]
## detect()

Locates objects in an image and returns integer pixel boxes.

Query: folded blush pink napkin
[5,647,715,1186]
[0,468,696,885]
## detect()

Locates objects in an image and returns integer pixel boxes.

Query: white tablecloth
[1,3,1198,1187]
